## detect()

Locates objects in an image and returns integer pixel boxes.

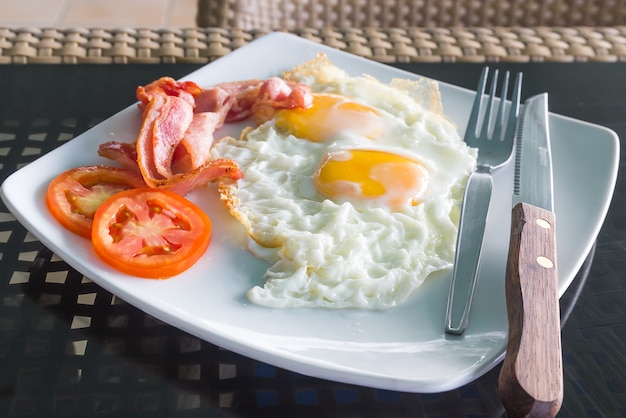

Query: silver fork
[445,67,523,335]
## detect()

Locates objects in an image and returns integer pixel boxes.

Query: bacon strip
[180,112,223,170]
[257,77,313,109]
[151,95,194,178]
[100,76,312,196]
[98,140,243,193]
[150,159,243,196]
[137,76,202,109]
[98,141,139,173]
[136,94,166,187]
[253,77,313,124]
[196,79,261,121]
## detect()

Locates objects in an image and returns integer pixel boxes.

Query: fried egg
[212,54,477,309]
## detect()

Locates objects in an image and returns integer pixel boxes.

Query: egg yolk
[274,93,385,142]
[314,149,430,210]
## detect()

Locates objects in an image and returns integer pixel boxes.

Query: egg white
[211,55,476,309]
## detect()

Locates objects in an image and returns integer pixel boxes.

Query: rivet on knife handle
[498,202,563,417]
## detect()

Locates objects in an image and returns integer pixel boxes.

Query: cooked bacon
[99,140,242,195]
[195,81,259,123]
[181,112,224,170]
[102,76,313,196]
[253,78,313,124]
[217,79,263,122]
[194,87,235,125]
[194,78,313,124]
[149,158,243,196]
[136,95,165,187]
[195,85,231,113]
[151,96,194,178]
[98,141,139,173]
[257,77,313,109]
[137,77,202,109]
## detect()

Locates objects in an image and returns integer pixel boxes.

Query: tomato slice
[91,188,211,278]
[46,166,147,238]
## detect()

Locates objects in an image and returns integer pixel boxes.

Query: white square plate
[1,32,620,393]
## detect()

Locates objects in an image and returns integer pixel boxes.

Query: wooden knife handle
[498,202,563,418]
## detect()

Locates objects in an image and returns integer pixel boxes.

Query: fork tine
[479,69,499,139]
[491,71,510,141]
[504,72,523,141]
[466,67,489,139]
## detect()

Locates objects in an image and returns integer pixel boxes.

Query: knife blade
[497,93,563,418]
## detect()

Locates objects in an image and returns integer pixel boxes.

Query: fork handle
[445,170,492,334]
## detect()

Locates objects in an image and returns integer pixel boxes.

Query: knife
[498,93,563,418]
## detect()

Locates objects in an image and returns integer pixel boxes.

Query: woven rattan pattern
[197,0,626,29]
[1,26,626,64]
